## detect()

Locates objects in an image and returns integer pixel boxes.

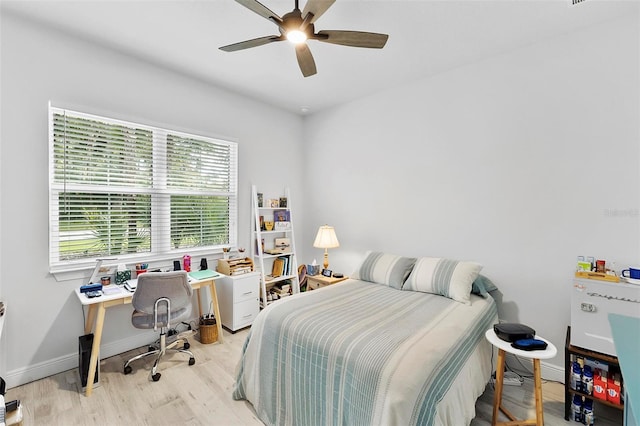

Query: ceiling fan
[219,0,389,77]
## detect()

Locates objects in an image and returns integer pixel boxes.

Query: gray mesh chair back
[124,271,196,381]
[132,271,193,329]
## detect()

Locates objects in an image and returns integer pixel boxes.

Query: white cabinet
[215,272,260,332]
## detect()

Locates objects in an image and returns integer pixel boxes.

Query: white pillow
[403,257,483,305]
[352,251,416,289]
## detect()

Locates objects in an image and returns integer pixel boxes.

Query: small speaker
[200,258,208,270]
[173,260,181,271]
[78,334,100,391]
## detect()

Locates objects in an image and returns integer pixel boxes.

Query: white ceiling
[3,0,637,114]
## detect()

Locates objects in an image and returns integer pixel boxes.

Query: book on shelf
[272,258,285,277]
[273,209,290,222]
[264,247,291,255]
[274,255,292,276]
[274,221,291,231]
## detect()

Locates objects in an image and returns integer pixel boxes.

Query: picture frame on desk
[322,268,332,277]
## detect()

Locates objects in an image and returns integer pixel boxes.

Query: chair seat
[131,306,190,329]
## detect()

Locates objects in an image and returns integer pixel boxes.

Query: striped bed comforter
[233,279,498,426]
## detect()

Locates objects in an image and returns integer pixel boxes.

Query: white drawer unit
[215,272,260,332]
[571,278,640,356]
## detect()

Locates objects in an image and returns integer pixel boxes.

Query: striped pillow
[352,252,416,289]
[403,257,483,304]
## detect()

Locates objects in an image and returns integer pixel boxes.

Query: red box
[607,380,621,405]
[593,369,607,401]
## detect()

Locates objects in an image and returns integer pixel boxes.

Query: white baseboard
[541,360,565,383]
[504,352,565,384]
[5,331,156,389]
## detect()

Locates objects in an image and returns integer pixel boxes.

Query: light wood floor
[6,327,623,425]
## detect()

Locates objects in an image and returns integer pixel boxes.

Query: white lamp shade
[313,225,340,249]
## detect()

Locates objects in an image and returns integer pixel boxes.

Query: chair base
[124,331,195,381]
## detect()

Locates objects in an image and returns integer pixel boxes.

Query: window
[49,105,237,272]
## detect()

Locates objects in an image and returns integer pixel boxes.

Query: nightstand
[306,274,348,291]
[485,328,557,426]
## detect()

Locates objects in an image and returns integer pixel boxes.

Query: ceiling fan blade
[219,35,283,52]
[301,0,335,24]
[316,30,389,48]
[295,43,317,77]
[235,0,283,25]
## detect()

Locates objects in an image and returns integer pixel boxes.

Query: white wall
[303,15,639,376]
[0,12,305,387]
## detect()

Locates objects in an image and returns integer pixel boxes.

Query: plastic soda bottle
[572,394,583,422]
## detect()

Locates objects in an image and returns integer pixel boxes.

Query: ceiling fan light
[287,30,307,44]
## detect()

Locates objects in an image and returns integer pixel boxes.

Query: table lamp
[313,225,340,270]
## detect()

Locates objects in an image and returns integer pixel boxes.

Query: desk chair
[123,271,195,381]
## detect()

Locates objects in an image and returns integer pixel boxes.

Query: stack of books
[270,282,291,299]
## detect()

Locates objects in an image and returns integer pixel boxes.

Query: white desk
[74,275,223,397]
[485,329,557,426]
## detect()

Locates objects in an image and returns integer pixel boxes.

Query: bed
[233,253,499,426]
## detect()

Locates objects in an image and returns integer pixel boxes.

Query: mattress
[233,278,498,426]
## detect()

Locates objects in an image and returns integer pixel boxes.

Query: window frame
[48,104,238,274]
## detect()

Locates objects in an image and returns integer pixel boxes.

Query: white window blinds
[49,106,237,271]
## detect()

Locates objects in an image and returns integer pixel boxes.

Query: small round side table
[485,328,558,426]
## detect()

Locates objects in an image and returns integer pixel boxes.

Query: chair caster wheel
[152,373,161,382]
[184,342,190,350]
[124,365,132,375]
[189,357,195,366]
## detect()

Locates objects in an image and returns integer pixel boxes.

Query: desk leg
[492,348,506,425]
[196,287,203,318]
[85,304,97,335]
[209,281,223,344]
[85,302,106,397]
[533,358,544,426]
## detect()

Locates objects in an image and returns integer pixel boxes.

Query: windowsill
[51,249,225,283]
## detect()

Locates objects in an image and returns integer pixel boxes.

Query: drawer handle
[242,291,253,296]
[242,314,252,319]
